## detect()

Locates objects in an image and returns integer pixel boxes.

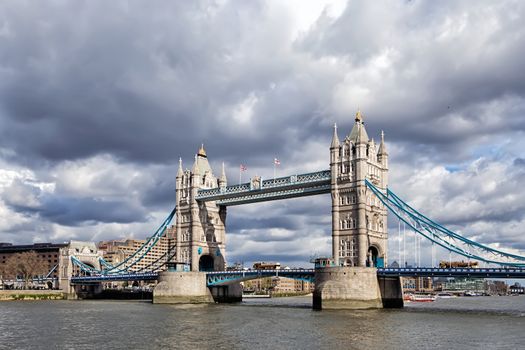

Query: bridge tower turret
[378,130,389,188]
[174,158,184,260]
[330,110,389,268]
[175,145,227,272]
[330,123,341,265]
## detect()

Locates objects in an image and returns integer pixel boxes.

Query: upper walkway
[195,170,331,206]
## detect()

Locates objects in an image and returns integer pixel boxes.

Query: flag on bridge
[239,164,247,184]
[273,158,281,183]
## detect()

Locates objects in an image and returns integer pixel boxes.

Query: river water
[0,296,524,349]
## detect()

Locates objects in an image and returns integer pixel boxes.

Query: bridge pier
[378,275,404,308]
[67,283,103,300]
[153,271,214,304]
[313,267,403,310]
[209,283,243,303]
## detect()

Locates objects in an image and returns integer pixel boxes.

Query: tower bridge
[69,111,525,309]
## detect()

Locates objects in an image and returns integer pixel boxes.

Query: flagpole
[273,161,276,184]
[239,166,242,184]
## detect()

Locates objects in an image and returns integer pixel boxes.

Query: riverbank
[0,290,66,301]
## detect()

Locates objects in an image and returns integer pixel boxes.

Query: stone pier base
[67,283,103,300]
[378,275,404,308]
[153,271,214,304]
[313,267,403,310]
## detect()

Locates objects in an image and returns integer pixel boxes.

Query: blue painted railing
[69,267,525,285]
[196,170,331,205]
[377,267,525,278]
[206,269,315,286]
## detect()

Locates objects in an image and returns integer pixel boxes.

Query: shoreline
[0,290,67,301]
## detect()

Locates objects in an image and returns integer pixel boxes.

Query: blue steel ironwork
[99,258,114,269]
[386,189,525,262]
[365,180,525,267]
[71,256,99,274]
[206,269,315,286]
[70,272,159,284]
[70,207,176,275]
[378,267,525,279]
[196,170,331,206]
[100,206,176,273]
[134,247,177,273]
[214,184,331,206]
[69,267,525,285]
[45,264,58,278]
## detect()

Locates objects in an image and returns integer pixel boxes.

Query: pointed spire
[378,130,388,155]
[349,109,369,143]
[177,157,183,177]
[221,162,227,180]
[355,121,369,144]
[192,154,200,174]
[198,144,207,157]
[219,162,227,187]
[355,109,363,123]
[330,123,340,148]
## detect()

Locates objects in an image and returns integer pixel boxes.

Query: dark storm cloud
[130,165,178,209]
[513,158,525,167]
[0,0,524,168]
[2,179,148,226]
[0,0,322,168]
[36,196,148,226]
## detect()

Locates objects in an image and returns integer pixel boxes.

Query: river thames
[0,296,524,349]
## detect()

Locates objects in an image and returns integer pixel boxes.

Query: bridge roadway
[69,267,525,286]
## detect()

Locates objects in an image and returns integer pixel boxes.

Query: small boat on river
[408,294,436,302]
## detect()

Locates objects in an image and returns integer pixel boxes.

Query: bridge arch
[199,255,215,272]
[367,246,380,268]
[343,257,354,267]
[71,260,98,276]
[206,270,315,287]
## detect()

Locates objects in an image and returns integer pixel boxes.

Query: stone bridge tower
[175,145,227,272]
[330,111,389,267]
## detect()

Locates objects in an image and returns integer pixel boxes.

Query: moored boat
[409,294,436,302]
[436,292,454,299]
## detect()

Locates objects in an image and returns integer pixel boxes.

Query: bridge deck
[70,273,159,284]
[69,268,525,285]
[377,267,525,279]
[206,269,315,286]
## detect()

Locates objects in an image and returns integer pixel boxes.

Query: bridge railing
[196,170,331,200]
[206,269,316,286]
[378,267,525,278]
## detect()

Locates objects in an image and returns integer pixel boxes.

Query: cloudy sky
[1,0,525,267]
